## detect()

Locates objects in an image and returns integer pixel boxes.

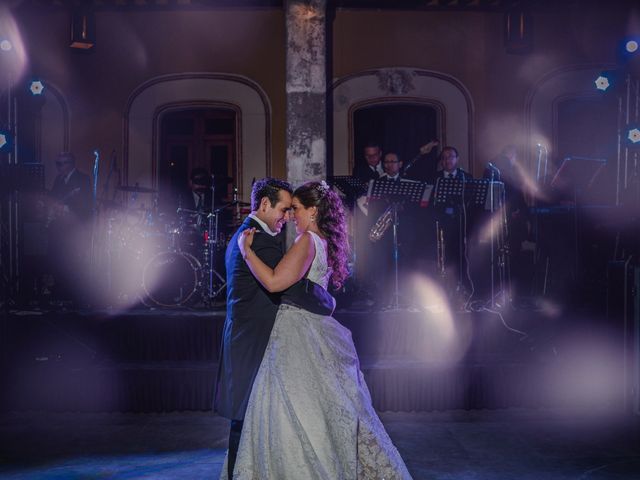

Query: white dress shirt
[248,213,277,236]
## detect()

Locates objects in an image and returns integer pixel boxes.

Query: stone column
[285,0,327,187]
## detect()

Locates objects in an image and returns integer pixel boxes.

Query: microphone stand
[489,167,496,308]
[204,175,217,305]
[90,150,100,284]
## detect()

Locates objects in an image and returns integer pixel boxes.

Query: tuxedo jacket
[431,168,472,183]
[352,162,382,182]
[215,217,335,420]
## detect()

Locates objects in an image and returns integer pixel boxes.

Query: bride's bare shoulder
[293,231,313,246]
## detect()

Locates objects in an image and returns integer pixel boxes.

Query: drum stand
[202,207,227,305]
[202,177,227,305]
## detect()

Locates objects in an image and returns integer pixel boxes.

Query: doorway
[352,102,441,181]
[159,108,237,215]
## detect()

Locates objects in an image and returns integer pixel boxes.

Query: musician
[47,151,92,303]
[380,152,403,181]
[432,146,471,182]
[349,143,382,306]
[49,151,92,223]
[431,146,471,296]
[352,142,384,182]
[180,167,214,212]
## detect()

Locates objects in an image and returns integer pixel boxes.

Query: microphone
[486,162,501,180]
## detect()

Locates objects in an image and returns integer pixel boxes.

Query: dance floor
[0,409,639,479]
[0,305,638,478]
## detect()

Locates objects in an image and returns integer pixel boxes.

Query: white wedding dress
[221,231,412,479]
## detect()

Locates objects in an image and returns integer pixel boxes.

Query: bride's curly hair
[293,181,350,290]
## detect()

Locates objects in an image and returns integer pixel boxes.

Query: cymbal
[117,185,157,193]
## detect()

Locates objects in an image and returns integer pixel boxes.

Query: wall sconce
[0,129,13,153]
[504,9,533,54]
[70,8,95,50]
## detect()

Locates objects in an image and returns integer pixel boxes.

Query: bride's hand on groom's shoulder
[238,227,256,259]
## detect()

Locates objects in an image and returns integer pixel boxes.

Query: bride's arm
[240,229,315,293]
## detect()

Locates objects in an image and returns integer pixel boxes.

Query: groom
[215,177,335,478]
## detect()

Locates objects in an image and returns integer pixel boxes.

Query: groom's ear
[260,196,270,211]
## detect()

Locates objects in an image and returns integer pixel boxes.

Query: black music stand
[550,156,606,192]
[433,177,490,208]
[550,156,607,278]
[328,175,368,208]
[433,177,503,304]
[369,178,429,310]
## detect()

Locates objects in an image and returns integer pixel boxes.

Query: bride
[222,180,412,479]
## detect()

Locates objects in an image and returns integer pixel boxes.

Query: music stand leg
[391,205,400,310]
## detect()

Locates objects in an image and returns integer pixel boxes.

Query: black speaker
[607,260,640,413]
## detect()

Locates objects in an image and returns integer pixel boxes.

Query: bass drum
[142,251,202,307]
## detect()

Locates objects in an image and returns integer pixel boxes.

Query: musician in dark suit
[351,142,383,301]
[431,146,472,294]
[49,151,92,222]
[431,146,471,183]
[215,178,335,478]
[352,141,384,182]
[47,151,92,303]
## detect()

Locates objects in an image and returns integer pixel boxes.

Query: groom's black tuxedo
[215,216,335,420]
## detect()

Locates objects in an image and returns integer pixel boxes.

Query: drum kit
[102,184,249,308]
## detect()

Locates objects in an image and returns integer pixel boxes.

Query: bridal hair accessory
[316,180,330,197]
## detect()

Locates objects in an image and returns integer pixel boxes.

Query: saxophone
[368,205,393,242]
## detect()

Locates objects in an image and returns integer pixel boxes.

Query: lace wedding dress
[221,231,412,479]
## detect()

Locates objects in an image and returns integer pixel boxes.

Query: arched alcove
[124,73,271,201]
[332,68,474,175]
[32,81,69,189]
[525,64,617,168]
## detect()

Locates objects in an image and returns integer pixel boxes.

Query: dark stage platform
[0,306,627,413]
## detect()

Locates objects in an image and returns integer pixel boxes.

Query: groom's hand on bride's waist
[281,279,336,316]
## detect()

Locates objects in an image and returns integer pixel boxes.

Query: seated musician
[47,151,92,304]
[49,151,92,224]
[182,167,214,212]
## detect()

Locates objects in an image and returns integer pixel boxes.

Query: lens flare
[407,274,472,364]
[0,7,28,77]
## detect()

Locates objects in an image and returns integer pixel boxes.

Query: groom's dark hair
[251,178,293,211]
